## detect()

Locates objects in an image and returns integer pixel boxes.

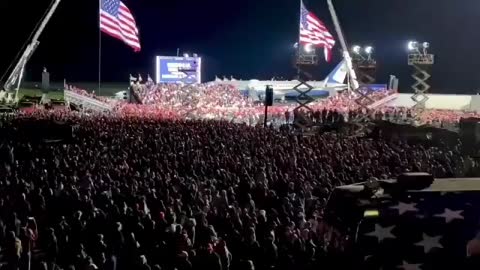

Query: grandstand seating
[64,89,114,112]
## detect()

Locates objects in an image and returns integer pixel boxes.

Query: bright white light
[183,53,189,58]
[352,45,361,54]
[193,53,198,58]
[365,46,373,55]
[422,42,430,49]
[304,43,314,53]
[408,41,418,51]
[293,42,299,49]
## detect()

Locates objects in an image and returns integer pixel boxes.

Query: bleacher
[64,89,114,112]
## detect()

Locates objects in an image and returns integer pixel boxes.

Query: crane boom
[3,0,61,100]
[326,0,359,90]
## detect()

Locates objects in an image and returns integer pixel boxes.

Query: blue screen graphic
[366,84,388,91]
[156,56,201,84]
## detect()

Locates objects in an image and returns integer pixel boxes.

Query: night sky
[1,0,480,93]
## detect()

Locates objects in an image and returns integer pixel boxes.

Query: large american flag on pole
[100,0,141,52]
[299,0,335,62]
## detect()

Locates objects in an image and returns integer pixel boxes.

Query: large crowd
[65,82,480,127]
[0,108,475,270]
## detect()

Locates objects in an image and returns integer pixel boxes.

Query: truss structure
[408,54,434,109]
[292,50,318,129]
[353,59,377,85]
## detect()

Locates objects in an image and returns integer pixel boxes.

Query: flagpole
[98,0,102,95]
[296,0,302,79]
[298,0,302,45]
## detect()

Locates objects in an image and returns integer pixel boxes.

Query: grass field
[17,81,128,101]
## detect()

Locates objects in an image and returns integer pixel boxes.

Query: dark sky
[1,0,480,93]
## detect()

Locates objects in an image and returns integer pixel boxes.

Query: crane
[326,0,360,91]
[2,0,61,101]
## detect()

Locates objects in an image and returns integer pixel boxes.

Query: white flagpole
[298,0,302,45]
[98,0,102,95]
[296,0,303,80]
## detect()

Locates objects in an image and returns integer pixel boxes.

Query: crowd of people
[313,88,395,112]
[65,81,480,127]
[0,107,474,270]
[125,82,399,125]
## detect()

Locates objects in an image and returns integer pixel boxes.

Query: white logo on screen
[163,62,198,80]
[165,62,190,78]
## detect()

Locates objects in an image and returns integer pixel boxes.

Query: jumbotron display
[155,56,202,84]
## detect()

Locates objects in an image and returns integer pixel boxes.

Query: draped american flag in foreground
[324,179,480,270]
[356,190,480,270]
[299,1,335,62]
[100,0,141,52]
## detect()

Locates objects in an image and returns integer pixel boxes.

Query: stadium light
[352,45,361,54]
[364,46,373,55]
[408,41,418,51]
[193,53,198,58]
[421,42,431,55]
[304,43,314,53]
[183,53,189,58]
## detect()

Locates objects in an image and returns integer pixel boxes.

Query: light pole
[351,45,377,85]
[407,40,434,109]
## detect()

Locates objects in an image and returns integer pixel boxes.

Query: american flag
[100,0,141,52]
[355,191,480,270]
[299,1,335,62]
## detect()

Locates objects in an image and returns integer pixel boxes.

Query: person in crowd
[0,103,473,270]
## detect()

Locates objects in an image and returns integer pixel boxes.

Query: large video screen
[155,56,202,84]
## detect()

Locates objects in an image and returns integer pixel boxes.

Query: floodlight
[352,45,361,54]
[408,41,418,51]
[365,46,373,55]
[304,43,314,53]
[422,42,430,49]
[183,53,189,58]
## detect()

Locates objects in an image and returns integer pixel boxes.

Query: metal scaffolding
[353,59,377,85]
[292,47,318,129]
[408,51,434,109]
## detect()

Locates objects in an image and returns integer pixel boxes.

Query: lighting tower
[407,41,434,109]
[351,45,377,85]
[292,42,318,129]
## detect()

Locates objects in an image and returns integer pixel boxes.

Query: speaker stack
[265,86,273,106]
